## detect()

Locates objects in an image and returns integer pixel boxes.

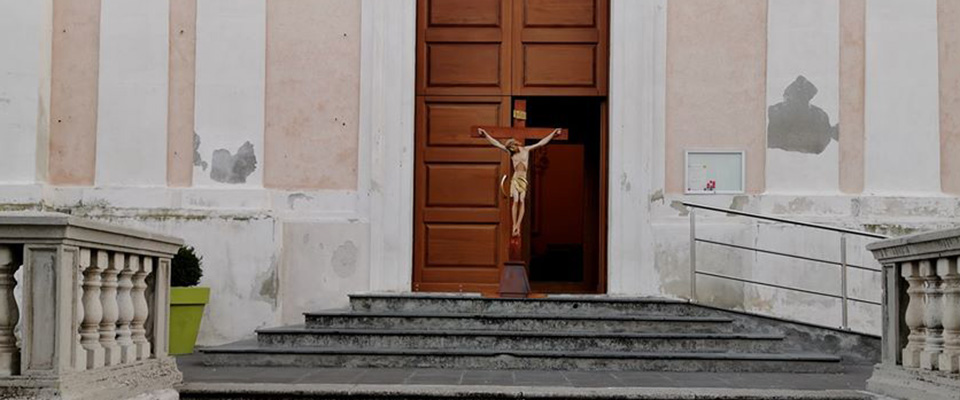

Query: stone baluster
[74,250,86,371]
[940,256,960,373]
[902,261,926,369]
[920,260,945,370]
[0,245,20,376]
[99,253,122,366]
[116,255,137,364]
[81,250,106,369]
[131,256,152,360]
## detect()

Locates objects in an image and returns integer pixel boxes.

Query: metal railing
[685,201,888,330]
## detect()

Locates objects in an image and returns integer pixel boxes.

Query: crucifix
[471,99,568,298]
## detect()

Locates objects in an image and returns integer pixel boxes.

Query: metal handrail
[685,201,889,331]
[682,202,888,239]
[696,270,882,306]
[696,238,881,273]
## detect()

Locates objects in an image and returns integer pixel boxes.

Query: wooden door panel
[425,224,499,267]
[420,269,500,284]
[414,96,511,292]
[426,99,504,146]
[424,148,503,163]
[429,0,502,26]
[418,0,512,96]
[513,0,608,95]
[427,164,500,207]
[521,29,599,43]
[524,0,596,27]
[427,44,501,87]
[523,44,597,87]
[423,208,502,223]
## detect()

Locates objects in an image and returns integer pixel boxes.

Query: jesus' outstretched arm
[478,128,510,153]
[526,128,562,151]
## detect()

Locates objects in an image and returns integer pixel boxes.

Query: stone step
[178,383,874,400]
[198,293,879,374]
[304,311,736,333]
[200,346,843,373]
[349,293,707,316]
[255,327,785,353]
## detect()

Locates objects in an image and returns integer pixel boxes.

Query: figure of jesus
[479,127,562,237]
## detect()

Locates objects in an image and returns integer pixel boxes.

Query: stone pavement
[177,354,876,396]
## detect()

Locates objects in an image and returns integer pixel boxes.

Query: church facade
[1,0,958,347]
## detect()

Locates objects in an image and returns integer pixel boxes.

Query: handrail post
[690,207,697,302]
[841,234,849,330]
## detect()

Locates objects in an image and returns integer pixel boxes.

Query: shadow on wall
[768,75,838,154]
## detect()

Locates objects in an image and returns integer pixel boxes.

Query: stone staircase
[200,293,880,373]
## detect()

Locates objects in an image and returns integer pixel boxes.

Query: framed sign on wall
[684,151,745,194]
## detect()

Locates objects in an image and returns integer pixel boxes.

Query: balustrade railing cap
[866,227,960,263]
[0,211,183,257]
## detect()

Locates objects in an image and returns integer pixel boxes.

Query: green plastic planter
[169,287,210,355]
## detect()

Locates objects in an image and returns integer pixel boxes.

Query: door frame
[360,0,667,296]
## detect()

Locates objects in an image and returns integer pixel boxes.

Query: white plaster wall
[766,0,840,194]
[95,0,169,187]
[653,217,753,309]
[0,0,51,184]
[864,0,941,194]
[194,0,266,187]
[99,215,282,345]
[608,0,667,296]
[751,224,881,333]
[281,222,370,324]
[361,0,416,293]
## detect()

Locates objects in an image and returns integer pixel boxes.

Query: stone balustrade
[0,213,182,400]
[867,228,960,400]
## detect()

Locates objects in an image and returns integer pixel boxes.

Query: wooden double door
[413,0,609,293]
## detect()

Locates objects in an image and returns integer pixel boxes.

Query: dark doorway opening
[522,97,606,294]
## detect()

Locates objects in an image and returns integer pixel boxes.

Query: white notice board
[685,151,745,194]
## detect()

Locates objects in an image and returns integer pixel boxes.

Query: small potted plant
[169,246,209,355]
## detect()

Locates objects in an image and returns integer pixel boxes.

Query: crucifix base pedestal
[493,236,544,298]
[498,261,531,298]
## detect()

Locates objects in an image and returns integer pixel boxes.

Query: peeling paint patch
[287,193,314,209]
[331,241,358,279]
[210,141,258,184]
[768,76,839,154]
[256,260,278,306]
[193,133,208,171]
[863,224,920,237]
[850,198,862,217]
[729,195,749,211]
[772,197,816,215]
[0,203,43,212]
[620,173,632,192]
[649,189,664,204]
[670,201,690,216]
[786,197,815,213]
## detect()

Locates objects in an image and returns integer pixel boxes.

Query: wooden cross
[471,99,568,298]
[471,100,569,142]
